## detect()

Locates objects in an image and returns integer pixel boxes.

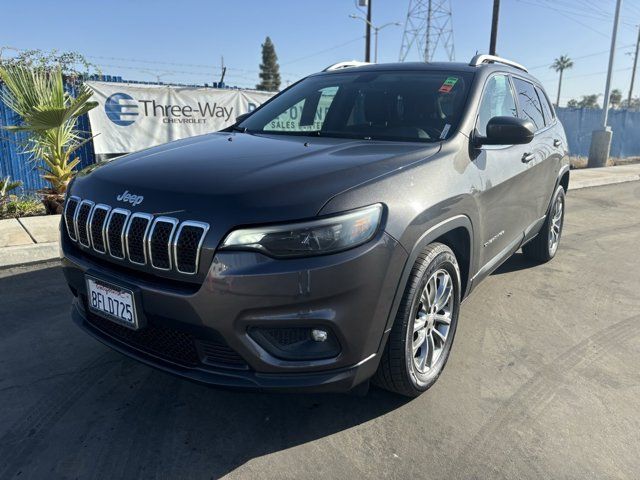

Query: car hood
[72,132,440,230]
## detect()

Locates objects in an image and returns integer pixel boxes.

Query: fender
[522,165,569,247]
[556,163,571,192]
[379,214,474,341]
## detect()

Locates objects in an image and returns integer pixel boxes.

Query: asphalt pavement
[1,182,639,480]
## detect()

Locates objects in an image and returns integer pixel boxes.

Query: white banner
[86,81,274,155]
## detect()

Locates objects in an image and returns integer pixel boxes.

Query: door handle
[522,152,535,163]
[554,139,562,147]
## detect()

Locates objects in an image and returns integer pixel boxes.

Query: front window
[239,70,473,143]
[476,74,518,137]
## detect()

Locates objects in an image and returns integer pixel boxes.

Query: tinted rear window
[535,85,555,125]
[512,78,545,131]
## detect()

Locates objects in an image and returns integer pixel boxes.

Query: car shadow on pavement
[491,252,538,275]
[0,264,411,479]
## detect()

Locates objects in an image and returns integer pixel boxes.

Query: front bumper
[62,231,407,392]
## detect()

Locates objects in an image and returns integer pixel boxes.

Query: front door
[473,74,537,268]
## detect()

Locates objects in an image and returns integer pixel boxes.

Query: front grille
[63,196,209,276]
[125,214,152,265]
[149,218,178,270]
[76,201,94,247]
[175,222,209,274]
[85,309,249,370]
[89,205,110,253]
[107,210,129,259]
[64,197,79,241]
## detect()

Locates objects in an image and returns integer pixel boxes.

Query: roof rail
[323,61,371,72]
[469,54,528,73]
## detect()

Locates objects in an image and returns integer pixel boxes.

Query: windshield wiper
[228,125,249,133]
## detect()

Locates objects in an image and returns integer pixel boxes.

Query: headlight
[221,204,383,258]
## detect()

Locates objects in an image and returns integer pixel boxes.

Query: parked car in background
[60,55,569,397]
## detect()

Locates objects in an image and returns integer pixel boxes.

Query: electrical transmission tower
[399,0,455,62]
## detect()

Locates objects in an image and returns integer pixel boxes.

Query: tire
[522,185,565,263]
[373,242,461,397]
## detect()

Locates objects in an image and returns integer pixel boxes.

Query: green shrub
[0,195,45,219]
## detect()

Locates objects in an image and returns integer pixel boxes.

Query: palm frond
[0,64,98,194]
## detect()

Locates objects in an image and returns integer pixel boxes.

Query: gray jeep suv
[61,55,569,397]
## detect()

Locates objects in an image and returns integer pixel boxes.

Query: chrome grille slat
[125,212,153,265]
[75,200,94,248]
[106,208,130,260]
[64,196,80,242]
[173,221,210,275]
[63,196,209,275]
[148,217,179,271]
[89,204,111,254]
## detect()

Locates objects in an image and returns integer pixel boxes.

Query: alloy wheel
[412,269,454,374]
[548,194,564,255]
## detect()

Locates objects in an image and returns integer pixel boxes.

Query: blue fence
[2,89,640,194]
[556,107,640,158]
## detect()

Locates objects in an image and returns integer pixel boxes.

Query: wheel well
[559,170,570,192]
[433,227,471,297]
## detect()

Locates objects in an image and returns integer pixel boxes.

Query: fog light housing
[248,326,341,360]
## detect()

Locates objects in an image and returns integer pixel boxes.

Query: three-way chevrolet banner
[87,81,275,155]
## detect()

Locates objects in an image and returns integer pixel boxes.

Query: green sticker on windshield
[439,76,458,93]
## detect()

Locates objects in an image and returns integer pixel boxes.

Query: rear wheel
[373,243,461,397]
[522,185,565,263]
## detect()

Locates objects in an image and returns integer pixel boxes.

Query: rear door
[534,84,564,215]
[511,77,556,229]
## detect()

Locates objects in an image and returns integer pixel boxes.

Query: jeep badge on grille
[116,190,144,206]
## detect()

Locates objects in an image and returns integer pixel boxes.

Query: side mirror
[475,116,535,146]
[235,112,251,123]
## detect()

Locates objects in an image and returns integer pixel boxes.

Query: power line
[528,43,635,70]
[516,0,610,37]
[280,36,365,65]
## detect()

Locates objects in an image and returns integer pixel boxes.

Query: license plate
[86,276,138,329]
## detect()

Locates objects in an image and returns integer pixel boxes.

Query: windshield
[238,70,473,143]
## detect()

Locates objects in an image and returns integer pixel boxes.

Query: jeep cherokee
[61,55,569,397]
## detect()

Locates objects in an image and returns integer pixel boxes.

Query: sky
[2,0,640,106]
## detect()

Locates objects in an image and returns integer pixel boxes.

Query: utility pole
[588,0,623,168]
[628,25,640,106]
[219,55,226,87]
[365,0,372,62]
[489,0,500,55]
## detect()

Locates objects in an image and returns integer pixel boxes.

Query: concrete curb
[569,164,640,190]
[0,242,59,269]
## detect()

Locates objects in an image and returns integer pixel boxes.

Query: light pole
[587,0,623,168]
[489,0,500,55]
[349,15,401,63]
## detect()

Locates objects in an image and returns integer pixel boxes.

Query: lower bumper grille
[85,310,248,370]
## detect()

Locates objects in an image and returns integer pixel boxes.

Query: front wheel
[373,243,461,397]
[522,185,565,263]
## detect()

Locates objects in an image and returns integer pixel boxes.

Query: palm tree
[551,55,574,107]
[0,65,97,213]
